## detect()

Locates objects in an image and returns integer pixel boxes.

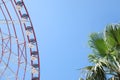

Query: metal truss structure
[0,0,40,80]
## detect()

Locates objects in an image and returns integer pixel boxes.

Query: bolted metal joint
[22,14,28,19]
[29,39,36,44]
[31,51,38,55]
[16,1,23,10]
[31,64,39,74]
[26,26,33,35]
[32,64,39,68]
[21,14,29,23]
[28,39,36,48]
[32,77,39,80]
[26,26,33,30]
[31,51,38,60]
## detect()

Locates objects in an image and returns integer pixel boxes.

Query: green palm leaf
[105,24,120,49]
[89,32,109,57]
[81,24,120,80]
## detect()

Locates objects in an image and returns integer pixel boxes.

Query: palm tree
[80,24,120,80]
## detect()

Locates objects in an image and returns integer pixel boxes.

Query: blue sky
[25,0,120,80]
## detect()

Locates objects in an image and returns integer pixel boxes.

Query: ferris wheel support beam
[10,1,28,80]
[0,0,40,80]
[1,0,20,79]
[0,4,12,79]
[0,5,11,66]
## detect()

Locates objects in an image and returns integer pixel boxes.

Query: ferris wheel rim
[0,0,40,80]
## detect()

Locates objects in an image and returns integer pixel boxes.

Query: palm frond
[105,24,120,49]
[85,63,106,80]
[89,32,109,57]
[81,24,120,80]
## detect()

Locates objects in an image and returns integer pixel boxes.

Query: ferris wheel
[0,0,40,80]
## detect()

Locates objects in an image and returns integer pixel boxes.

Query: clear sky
[25,0,120,80]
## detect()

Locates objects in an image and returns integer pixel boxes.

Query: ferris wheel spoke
[0,0,10,5]
[0,59,16,78]
[0,19,29,24]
